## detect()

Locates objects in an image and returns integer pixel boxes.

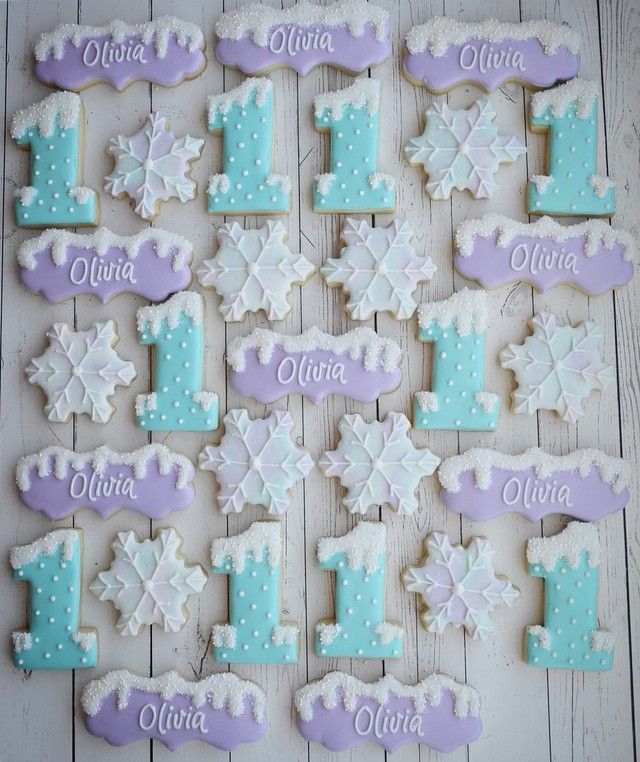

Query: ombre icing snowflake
[198,220,314,321]
[500,312,613,423]
[405,99,526,200]
[105,112,204,220]
[199,409,314,514]
[26,321,136,423]
[321,218,436,320]
[320,412,440,515]
[403,532,519,640]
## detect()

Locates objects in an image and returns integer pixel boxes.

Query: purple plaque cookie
[82,670,267,751]
[214,0,390,76]
[227,326,402,404]
[455,214,635,294]
[34,17,206,91]
[18,227,193,303]
[438,447,629,522]
[404,17,581,93]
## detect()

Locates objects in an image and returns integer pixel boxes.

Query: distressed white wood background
[1,0,638,760]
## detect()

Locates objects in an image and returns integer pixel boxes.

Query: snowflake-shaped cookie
[105,112,204,220]
[199,409,314,514]
[321,219,437,320]
[500,312,613,423]
[89,528,207,636]
[197,220,315,321]
[403,532,519,640]
[404,99,526,200]
[26,321,136,423]
[319,412,440,515]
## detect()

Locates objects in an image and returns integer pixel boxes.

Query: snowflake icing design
[105,112,204,220]
[199,409,314,514]
[320,412,440,515]
[26,321,136,423]
[198,220,315,321]
[403,532,519,640]
[404,99,526,200]
[89,529,207,636]
[321,218,437,320]
[500,312,613,423]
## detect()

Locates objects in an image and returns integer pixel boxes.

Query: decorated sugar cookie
[215,0,390,76]
[528,78,615,216]
[439,447,630,523]
[11,528,98,670]
[295,671,482,753]
[526,522,614,671]
[321,218,436,320]
[210,521,299,664]
[413,289,499,431]
[135,291,218,432]
[454,214,636,294]
[315,522,404,659]
[320,412,440,515]
[26,320,136,423]
[82,669,267,751]
[34,17,206,92]
[11,91,98,228]
[198,220,314,321]
[17,443,195,521]
[313,78,395,213]
[90,528,206,636]
[105,112,203,220]
[500,312,613,423]
[403,17,581,93]
[19,227,193,303]
[207,77,291,215]
[403,531,519,640]
[405,98,525,200]
[227,326,402,404]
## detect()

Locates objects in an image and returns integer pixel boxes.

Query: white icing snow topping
[211,521,281,574]
[207,173,231,196]
[11,91,81,139]
[405,17,581,57]
[10,528,79,569]
[589,174,615,198]
[192,391,217,412]
[35,17,204,60]
[531,78,599,119]
[211,624,237,649]
[272,625,299,646]
[67,186,95,205]
[475,392,499,414]
[592,630,614,652]
[12,632,33,653]
[314,173,336,196]
[455,214,637,262]
[438,446,629,495]
[317,521,385,574]
[295,671,481,722]
[15,187,38,207]
[265,174,292,195]
[527,625,551,650]
[215,0,390,45]
[17,443,194,492]
[314,78,380,119]
[72,632,96,653]
[527,521,600,571]
[529,174,554,195]
[81,669,266,722]
[227,325,402,374]
[416,391,439,413]
[18,226,193,271]
[373,621,404,645]
[368,172,395,190]
[135,392,157,417]
[208,77,272,119]
[316,623,342,645]
[418,288,487,336]
[137,290,203,334]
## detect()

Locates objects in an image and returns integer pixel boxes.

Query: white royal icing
[314,77,380,120]
[11,91,81,139]
[417,288,487,337]
[316,623,342,646]
[592,630,615,652]
[210,521,281,575]
[531,78,599,120]
[589,174,616,198]
[317,521,385,574]
[137,290,202,334]
[207,77,272,118]
[10,528,79,569]
[526,625,551,650]
[526,521,600,571]
[12,632,34,653]
[15,187,38,207]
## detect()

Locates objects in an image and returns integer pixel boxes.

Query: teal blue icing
[315,552,403,659]
[12,536,98,670]
[14,123,98,228]
[212,556,298,665]
[313,103,395,213]
[207,86,290,214]
[527,551,613,671]
[413,322,499,431]
[528,102,615,217]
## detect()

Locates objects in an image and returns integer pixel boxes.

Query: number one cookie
[414,289,499,431]
[11,91,98,228]
[526,522,613,671]
[11,529,98,670]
